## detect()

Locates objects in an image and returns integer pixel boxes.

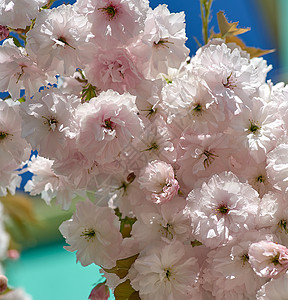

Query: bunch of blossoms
[3,0,288,299]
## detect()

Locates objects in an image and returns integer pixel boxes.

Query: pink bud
[0,275,8,293]
[88,282,110,300]
[7,249,20,260]
[0,25,9,41]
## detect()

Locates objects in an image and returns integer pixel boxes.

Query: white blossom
[59,200,123,268]
[129,240,199,300]
[0,0,46,29]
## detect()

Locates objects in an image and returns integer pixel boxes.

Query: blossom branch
[200,0,213,44]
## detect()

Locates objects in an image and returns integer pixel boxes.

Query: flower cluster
[1,0,288,299]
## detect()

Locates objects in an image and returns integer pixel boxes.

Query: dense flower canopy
[0,0,288,299]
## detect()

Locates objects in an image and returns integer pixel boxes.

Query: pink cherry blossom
[249,240,288,278]
[84,47,143,95]
[87,0,148,47]
[21,88,80,160]
[138,160,179,204]
[26,4,93,76]
[0,0,46,29]
[88,283,110,300]
[0,38,48,100]
[59,200,123,268]
[76,90,143,164]
[185,171,260,248]
[0,26,9,41]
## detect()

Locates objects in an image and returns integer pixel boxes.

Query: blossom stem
[42,0,57,9]
[200,0,213,44]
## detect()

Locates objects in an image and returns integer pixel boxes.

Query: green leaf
[114,280,136,300]
[10,36,22,47]
[81,83,100,102]
[103,254,139,279]
[217,11,250,38]
[191,239,203,247]
[129,291,141,300]
[114,207,137,238]
[18,97,26,103]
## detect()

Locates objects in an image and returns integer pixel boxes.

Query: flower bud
[0,275,8,293]
[0,25,9,41]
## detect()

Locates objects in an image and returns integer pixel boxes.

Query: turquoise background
[6,242,115,299]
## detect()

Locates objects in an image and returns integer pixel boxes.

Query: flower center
[223,72,237,89]
[193,103,202,113]
[256,175,265,183]
[80,228,96,241]
[216,204,229,215]
[248,119,261,134]
[56,36,76,50]
[202,150,218,168]
[103,118,114,130]
[98,5,118,20]
[278,219,288,234]
[0,131,9,140]
[42,116,58,131]
[241,253,249,265]
[164,268,172,280]
[271,253,280,266]
[142,142,159,152]
[141,106,157,118]
[154,38,174,49]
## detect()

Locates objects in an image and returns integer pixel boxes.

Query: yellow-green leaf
[1,193,37,224]
[224,36,275,58]
[217,11,250,38]
[114,280,136,300]
[243,47,275,58]
[129,291,141,300]
[103,254,139,279]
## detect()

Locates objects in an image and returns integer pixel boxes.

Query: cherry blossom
[249,240,288,278]
[0,0,46,29]
[59,200,123,268]
[138,160,179,204]
[129,240,200,300]
[76,90,143,164]
[185,171,260,248]
[0,39,47,100]
[26,4,93,76]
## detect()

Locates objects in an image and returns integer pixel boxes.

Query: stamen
[271,253,280,266]
[42,116,58,131]
[223,72,237,89]
[57,36,76,50]
[248,119,261,134]
[0,132,9,140]
[80,228,96,241]
[98,5,118,20]
[278,219,288,234]
[165,268,172,280]
[103,118,114,130]
[202,150,218,168]
[154,38,174,49]
[142,142,159,152]
[216,204,229,215]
